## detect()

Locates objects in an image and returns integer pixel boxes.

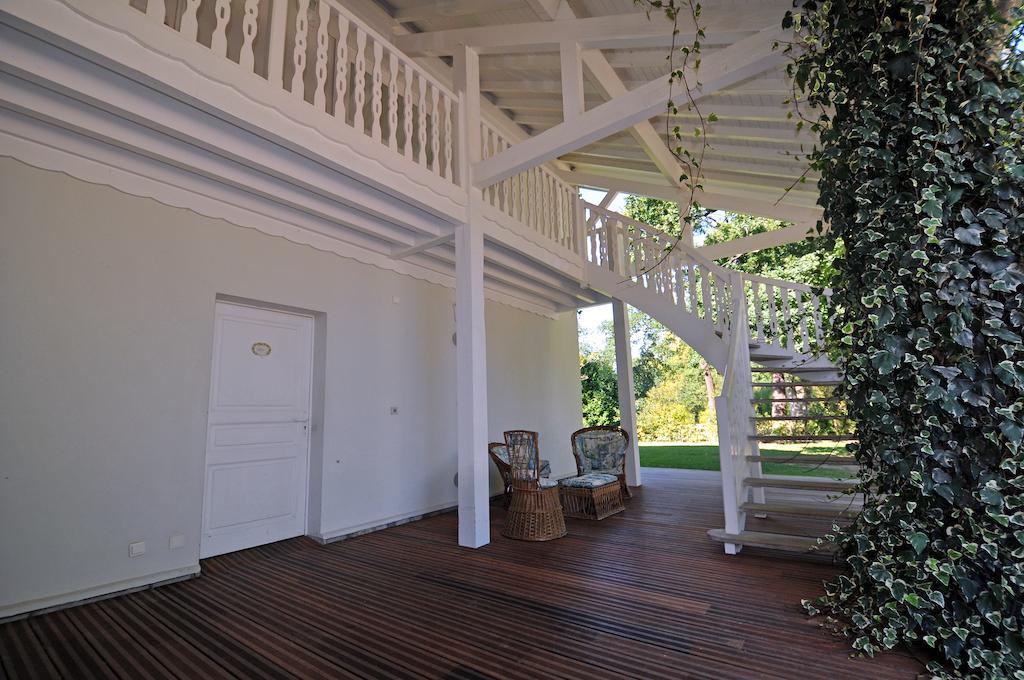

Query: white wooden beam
[393,8,786,56]
[612,300,641,487]
[453,45,490,549]
[577,47,688,188]
[566,171,823,226]
[696,223,828,260]
[473,25,789,188]
[559,42,584,122]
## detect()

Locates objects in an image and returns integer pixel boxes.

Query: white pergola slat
[472,24,789,188]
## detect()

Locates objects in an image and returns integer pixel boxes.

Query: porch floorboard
[0,468,923,679]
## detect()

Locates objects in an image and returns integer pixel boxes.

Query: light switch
[129,541,146,558]
[169,532,185,550]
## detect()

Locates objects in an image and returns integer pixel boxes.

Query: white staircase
[581,202,857,555]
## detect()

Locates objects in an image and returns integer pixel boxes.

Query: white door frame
[200,299,316,558]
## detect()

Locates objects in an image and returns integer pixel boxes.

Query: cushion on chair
[559,473,619,489]
[538,479,559,489]
[573,430,626,474]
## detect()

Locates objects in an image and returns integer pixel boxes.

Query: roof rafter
[472,25,790,188]
[394,3,792,56]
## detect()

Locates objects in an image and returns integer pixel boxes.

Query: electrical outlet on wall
[129,541,146,558]
[389,406,399,415]
[169,532,185,550]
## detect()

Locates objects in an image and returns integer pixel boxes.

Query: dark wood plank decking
[0,468,923,679]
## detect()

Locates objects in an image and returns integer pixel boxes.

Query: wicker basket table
[502,481,567,541]
[559,473,625,520]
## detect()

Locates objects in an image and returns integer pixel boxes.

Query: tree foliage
[787,2,1024,677]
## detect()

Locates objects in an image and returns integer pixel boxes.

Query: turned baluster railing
[739,273,832,356]
[583,202,733,335]
[129,0,459,186]
[478,121,582,255]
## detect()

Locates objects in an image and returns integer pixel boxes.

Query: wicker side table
[559,473,625,520]
[502,482,567,541]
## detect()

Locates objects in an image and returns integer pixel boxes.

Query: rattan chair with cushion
[488,442,553,508]
[570,426,632,499]
[500,430,566,541]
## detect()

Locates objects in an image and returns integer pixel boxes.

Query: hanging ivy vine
[783,1,1024,678]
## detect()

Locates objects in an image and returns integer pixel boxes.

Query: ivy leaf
[954,226,983,245]
[909,532,929,554]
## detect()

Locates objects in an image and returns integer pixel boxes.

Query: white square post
[454,45,490,548]
[612,299,641,487]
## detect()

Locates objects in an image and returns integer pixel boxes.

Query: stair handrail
[714,270,760,554]
[582,201,734,337]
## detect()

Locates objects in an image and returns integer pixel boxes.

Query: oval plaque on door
[251,341,272,357]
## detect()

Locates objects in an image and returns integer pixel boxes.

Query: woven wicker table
[502,481,567,541]
[559,473,625,520]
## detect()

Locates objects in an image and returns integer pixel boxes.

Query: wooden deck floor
[0,468,923,679]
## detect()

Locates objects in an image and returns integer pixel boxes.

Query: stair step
[751,381,840,388]
[751,396,838,404]
[708,529,834,553]
[745,477,857,493]
[747,454,859,466]
[753,435,853,442]
[749,350,794,360]
[752,415,847,421]
[740,501,858,520]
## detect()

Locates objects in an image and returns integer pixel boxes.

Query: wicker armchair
[500,430,565,541]
[570,426,632,499]
[488,442,551,508]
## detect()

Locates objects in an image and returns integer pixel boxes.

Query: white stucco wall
[0,159,583,618]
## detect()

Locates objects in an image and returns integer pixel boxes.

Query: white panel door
[201,302,314,558]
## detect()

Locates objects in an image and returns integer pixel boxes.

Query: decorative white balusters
[146,0,166,24]
[443,96,453,181]
[239,0,260,73]
[353,29,367,132]
[291,0,310,100]
[312,1,330,110]
[370,40,383,141]
[797,295,811,353]
[812,293,825,348]
[766,284,781,346]
[387,53,399,151]
[752,282,765,343]
[334,14,349,120]
[781,288,794,350]
[180,0,200,40]
[700,266,713,326]
[402,65,413,159]
[416,76,427,164]
[429,85,440,173]
[211,0,231,57]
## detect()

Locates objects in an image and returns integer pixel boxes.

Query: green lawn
[639,442,856,477]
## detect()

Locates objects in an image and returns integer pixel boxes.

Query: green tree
[579,353,619,427]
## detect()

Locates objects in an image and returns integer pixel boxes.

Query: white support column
[612,299,641,487]
[454,45,490,549]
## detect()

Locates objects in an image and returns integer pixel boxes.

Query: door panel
[201,302,314,559]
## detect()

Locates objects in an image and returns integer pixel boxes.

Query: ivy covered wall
[788,1,1024,677]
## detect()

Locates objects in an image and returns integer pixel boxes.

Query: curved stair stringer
[584,263,729,372]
